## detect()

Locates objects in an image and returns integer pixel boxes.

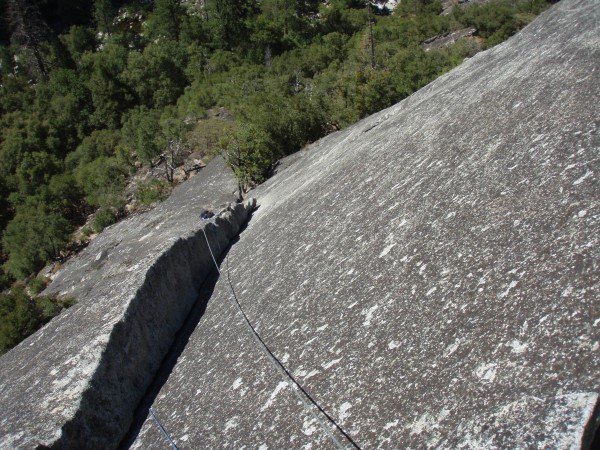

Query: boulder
[441,0,491,16]
[422,27,479,51]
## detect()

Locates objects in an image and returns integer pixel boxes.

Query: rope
[201,222,361,450]
[149,407,179,450]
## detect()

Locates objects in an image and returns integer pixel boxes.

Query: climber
[200,210,214,220]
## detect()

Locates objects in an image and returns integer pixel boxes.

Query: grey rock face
[132,1,599,448]
[0,157,254,448]
[441,0,491,16]
[422,27,478,52]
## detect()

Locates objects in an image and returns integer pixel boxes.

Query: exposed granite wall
[131,1,599,448]
[0,158,254,448]
[1,1,598,448]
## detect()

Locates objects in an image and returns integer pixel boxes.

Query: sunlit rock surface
[0,157,254,448]
[132,1,599,448]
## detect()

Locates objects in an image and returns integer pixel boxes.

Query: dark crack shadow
[118,210,256,449]
[583,397,600,450]
[117,269,219,450]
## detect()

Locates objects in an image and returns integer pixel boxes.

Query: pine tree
[93,0,115,35]
[147,0,183,40]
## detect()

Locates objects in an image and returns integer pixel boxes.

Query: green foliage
[204,0,256,51]
[14,151,62,196]
[47,173,85,220]
[238,87,328,154]
[160,106,189,142]
[0,269,11,292]
[135,179,171,206]
[320,0,369,35]
[178,15,207,48]
[0,288,76,355]
[121,107,163,164]
[73,155,127,232]
[219,123,278,191]
[74,156,127,208]
[395,0,443,18]
[92,206,119,232]
[27,276,50,294]
[146,0,183,40]
[71,154,127,232]
[186,118,235,159]
[0,175,9,230]
[122,40,188,108]
[81,40,132,129]
[0,111,46,179]
[0,71,35,115]
[39,69,93,153]
[2,202,74,279]
[65,129,121,171]
[93,0,115,34]
[59,25,97,64]
[0,288,40,355]
[176,81,214,117]
[250,0,320,56]
[451,0,550,48]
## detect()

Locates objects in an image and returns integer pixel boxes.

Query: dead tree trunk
[7,0,49,80]
[367,1,376,70]
[164,138,184,183]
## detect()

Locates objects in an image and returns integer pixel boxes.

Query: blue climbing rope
[149,407,179,450]
[200,216,361,450]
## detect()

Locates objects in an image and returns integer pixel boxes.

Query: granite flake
[0,157,253,448]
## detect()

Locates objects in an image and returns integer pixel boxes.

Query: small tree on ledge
[219,123,276,198]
